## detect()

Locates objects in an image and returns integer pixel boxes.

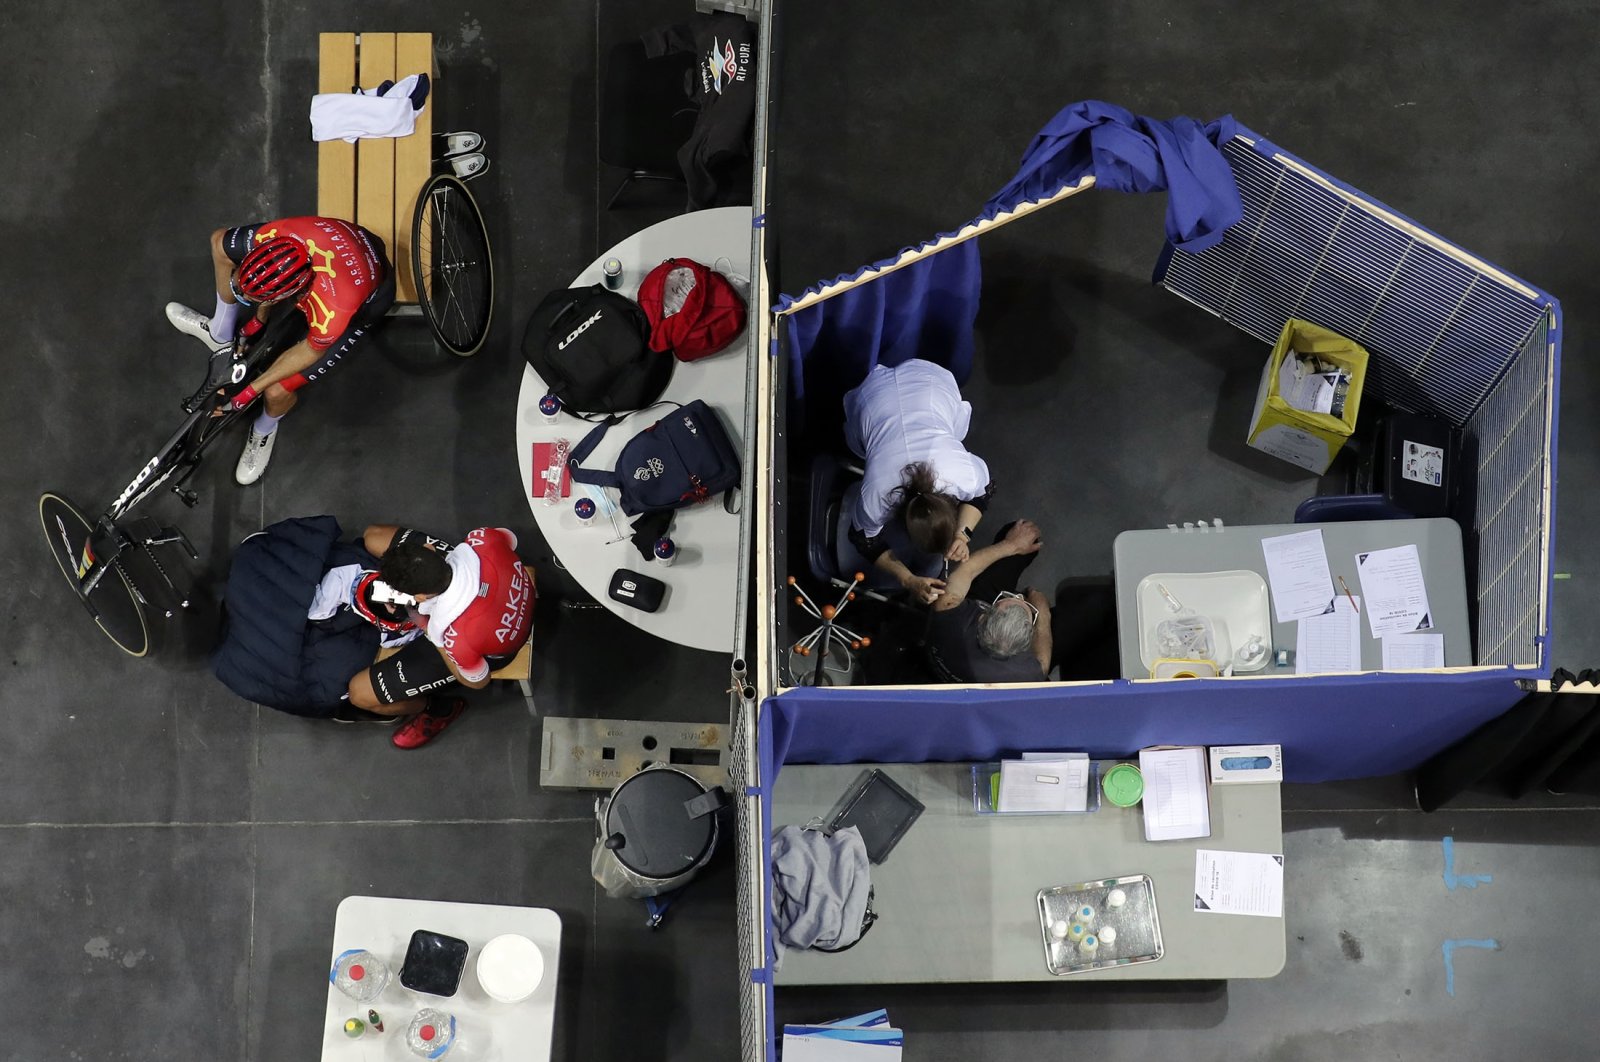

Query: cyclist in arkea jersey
[343,525,536,749]
[165,216,395,484]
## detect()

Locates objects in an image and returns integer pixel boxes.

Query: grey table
[772,763,1284,984]
[1112,518,1471,679]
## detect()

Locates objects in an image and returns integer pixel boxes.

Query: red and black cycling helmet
[351,571,418,634]
[231,236,313,305]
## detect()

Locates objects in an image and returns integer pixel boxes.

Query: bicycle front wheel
[39,492,150,658]
[412,172,494,357]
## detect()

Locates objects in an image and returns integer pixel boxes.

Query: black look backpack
[568,400,740,516]
[523,285,673,416]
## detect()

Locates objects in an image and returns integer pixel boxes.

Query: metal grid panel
[1160,137,1546,427]
[1466,312,1553,667]
[732,692,770,1062]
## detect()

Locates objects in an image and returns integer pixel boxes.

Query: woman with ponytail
[842,360,993,603]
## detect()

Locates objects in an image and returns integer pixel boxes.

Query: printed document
[999,756,1088,813]
[1139,747,1211,841]
[1382,632,1445,670]
[1194,849,1285,918]
[1296,596,1362,673]
[1261,529,1336,622]
[1355,544,1433,637]
[1277,358,1339,414]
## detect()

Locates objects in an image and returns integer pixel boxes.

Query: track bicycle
[39,332,282,657]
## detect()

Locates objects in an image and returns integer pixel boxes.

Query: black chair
[599,40,699,209]
[806,454,903,598]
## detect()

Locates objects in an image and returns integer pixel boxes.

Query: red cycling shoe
[392,697,467,750]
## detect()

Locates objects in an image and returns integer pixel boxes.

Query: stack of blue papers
[782,1009,903,1060]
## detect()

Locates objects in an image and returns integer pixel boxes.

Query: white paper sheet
[1355,544,1434,637]
[1382,632,1445,670]
[1194,849,1285,917]
[1296,596,1362,673]
[998,757,1087,813]
[1261,529,1337,622]
[1139,747,1211,841]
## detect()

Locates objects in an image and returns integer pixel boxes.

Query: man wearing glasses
[923,519,1053,683]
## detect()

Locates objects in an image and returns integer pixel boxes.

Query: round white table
[515,207,752,654]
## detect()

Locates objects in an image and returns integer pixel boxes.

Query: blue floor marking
[1441,836,1492,891]
[1442,939,1499,996]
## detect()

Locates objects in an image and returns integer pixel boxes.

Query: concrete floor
[5,1,1599,1060]
[766,1,1600,1059]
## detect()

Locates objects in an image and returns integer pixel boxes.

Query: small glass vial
[1079,934,1100,959]
[602,258,624,290]
[1070,904,1096,928]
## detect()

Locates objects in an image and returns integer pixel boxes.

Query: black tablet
[824,768,926,864]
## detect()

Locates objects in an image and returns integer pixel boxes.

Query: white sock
[211,296,242,344]
[253,411,282,437]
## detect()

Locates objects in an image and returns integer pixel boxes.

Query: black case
[399,929,470,996]
[609,568,666,612]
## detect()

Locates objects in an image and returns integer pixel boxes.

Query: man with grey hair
[924,519,1052,683]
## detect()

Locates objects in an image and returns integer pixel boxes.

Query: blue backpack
[568,399,741,516]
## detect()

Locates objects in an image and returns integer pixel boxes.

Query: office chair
[806,454,903,597]
[598,40,699,209]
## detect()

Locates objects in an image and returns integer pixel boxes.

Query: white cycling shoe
[165,302,226,350]
[235,426,277,485]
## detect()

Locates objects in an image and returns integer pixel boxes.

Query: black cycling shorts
[366,638,458,705]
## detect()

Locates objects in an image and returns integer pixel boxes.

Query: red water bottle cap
[421,1025,437,1041]
[349,964,365,981]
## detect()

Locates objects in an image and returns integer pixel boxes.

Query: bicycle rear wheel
[39,492,150,658]
[412,172,494,356]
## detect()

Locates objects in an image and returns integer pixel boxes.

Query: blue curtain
[763,669,1526,784]
[775,99,1245,427]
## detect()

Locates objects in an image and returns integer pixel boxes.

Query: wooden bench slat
[393,32,435,304]
[356,33,398,266]
[316,33,357,221]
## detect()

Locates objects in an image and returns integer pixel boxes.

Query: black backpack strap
[567,419,623,488]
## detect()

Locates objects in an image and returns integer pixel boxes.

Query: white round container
[476,934,545,1003]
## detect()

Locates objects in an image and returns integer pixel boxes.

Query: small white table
[515,207,752,654]
[320,896,562,1061]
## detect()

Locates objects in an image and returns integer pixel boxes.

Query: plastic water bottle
[407,1009,459,1059]
[329,949,391,1003]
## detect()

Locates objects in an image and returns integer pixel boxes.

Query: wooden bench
[374,640,535,703]
[317,32,434,306]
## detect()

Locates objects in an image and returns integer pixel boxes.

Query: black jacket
[211,515,381,717]
[643,12,757,209]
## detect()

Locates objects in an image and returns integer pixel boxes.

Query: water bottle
[329,948,391,1003]
[407,1009,459,1059]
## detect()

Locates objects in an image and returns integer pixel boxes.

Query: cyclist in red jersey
[165,216,395,484]
[342,525,536,749]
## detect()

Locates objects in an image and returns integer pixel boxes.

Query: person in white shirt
[842,360,993,604]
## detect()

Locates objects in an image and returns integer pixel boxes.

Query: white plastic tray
[1135,570,1272,673]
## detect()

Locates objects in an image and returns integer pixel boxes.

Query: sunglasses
[981,590,1039,624]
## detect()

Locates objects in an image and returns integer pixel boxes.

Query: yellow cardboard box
[1245,319,1369,473]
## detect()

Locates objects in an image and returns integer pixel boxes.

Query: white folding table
[320,896,561,1061]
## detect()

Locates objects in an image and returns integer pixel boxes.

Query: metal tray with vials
[1036,873,1163,976]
